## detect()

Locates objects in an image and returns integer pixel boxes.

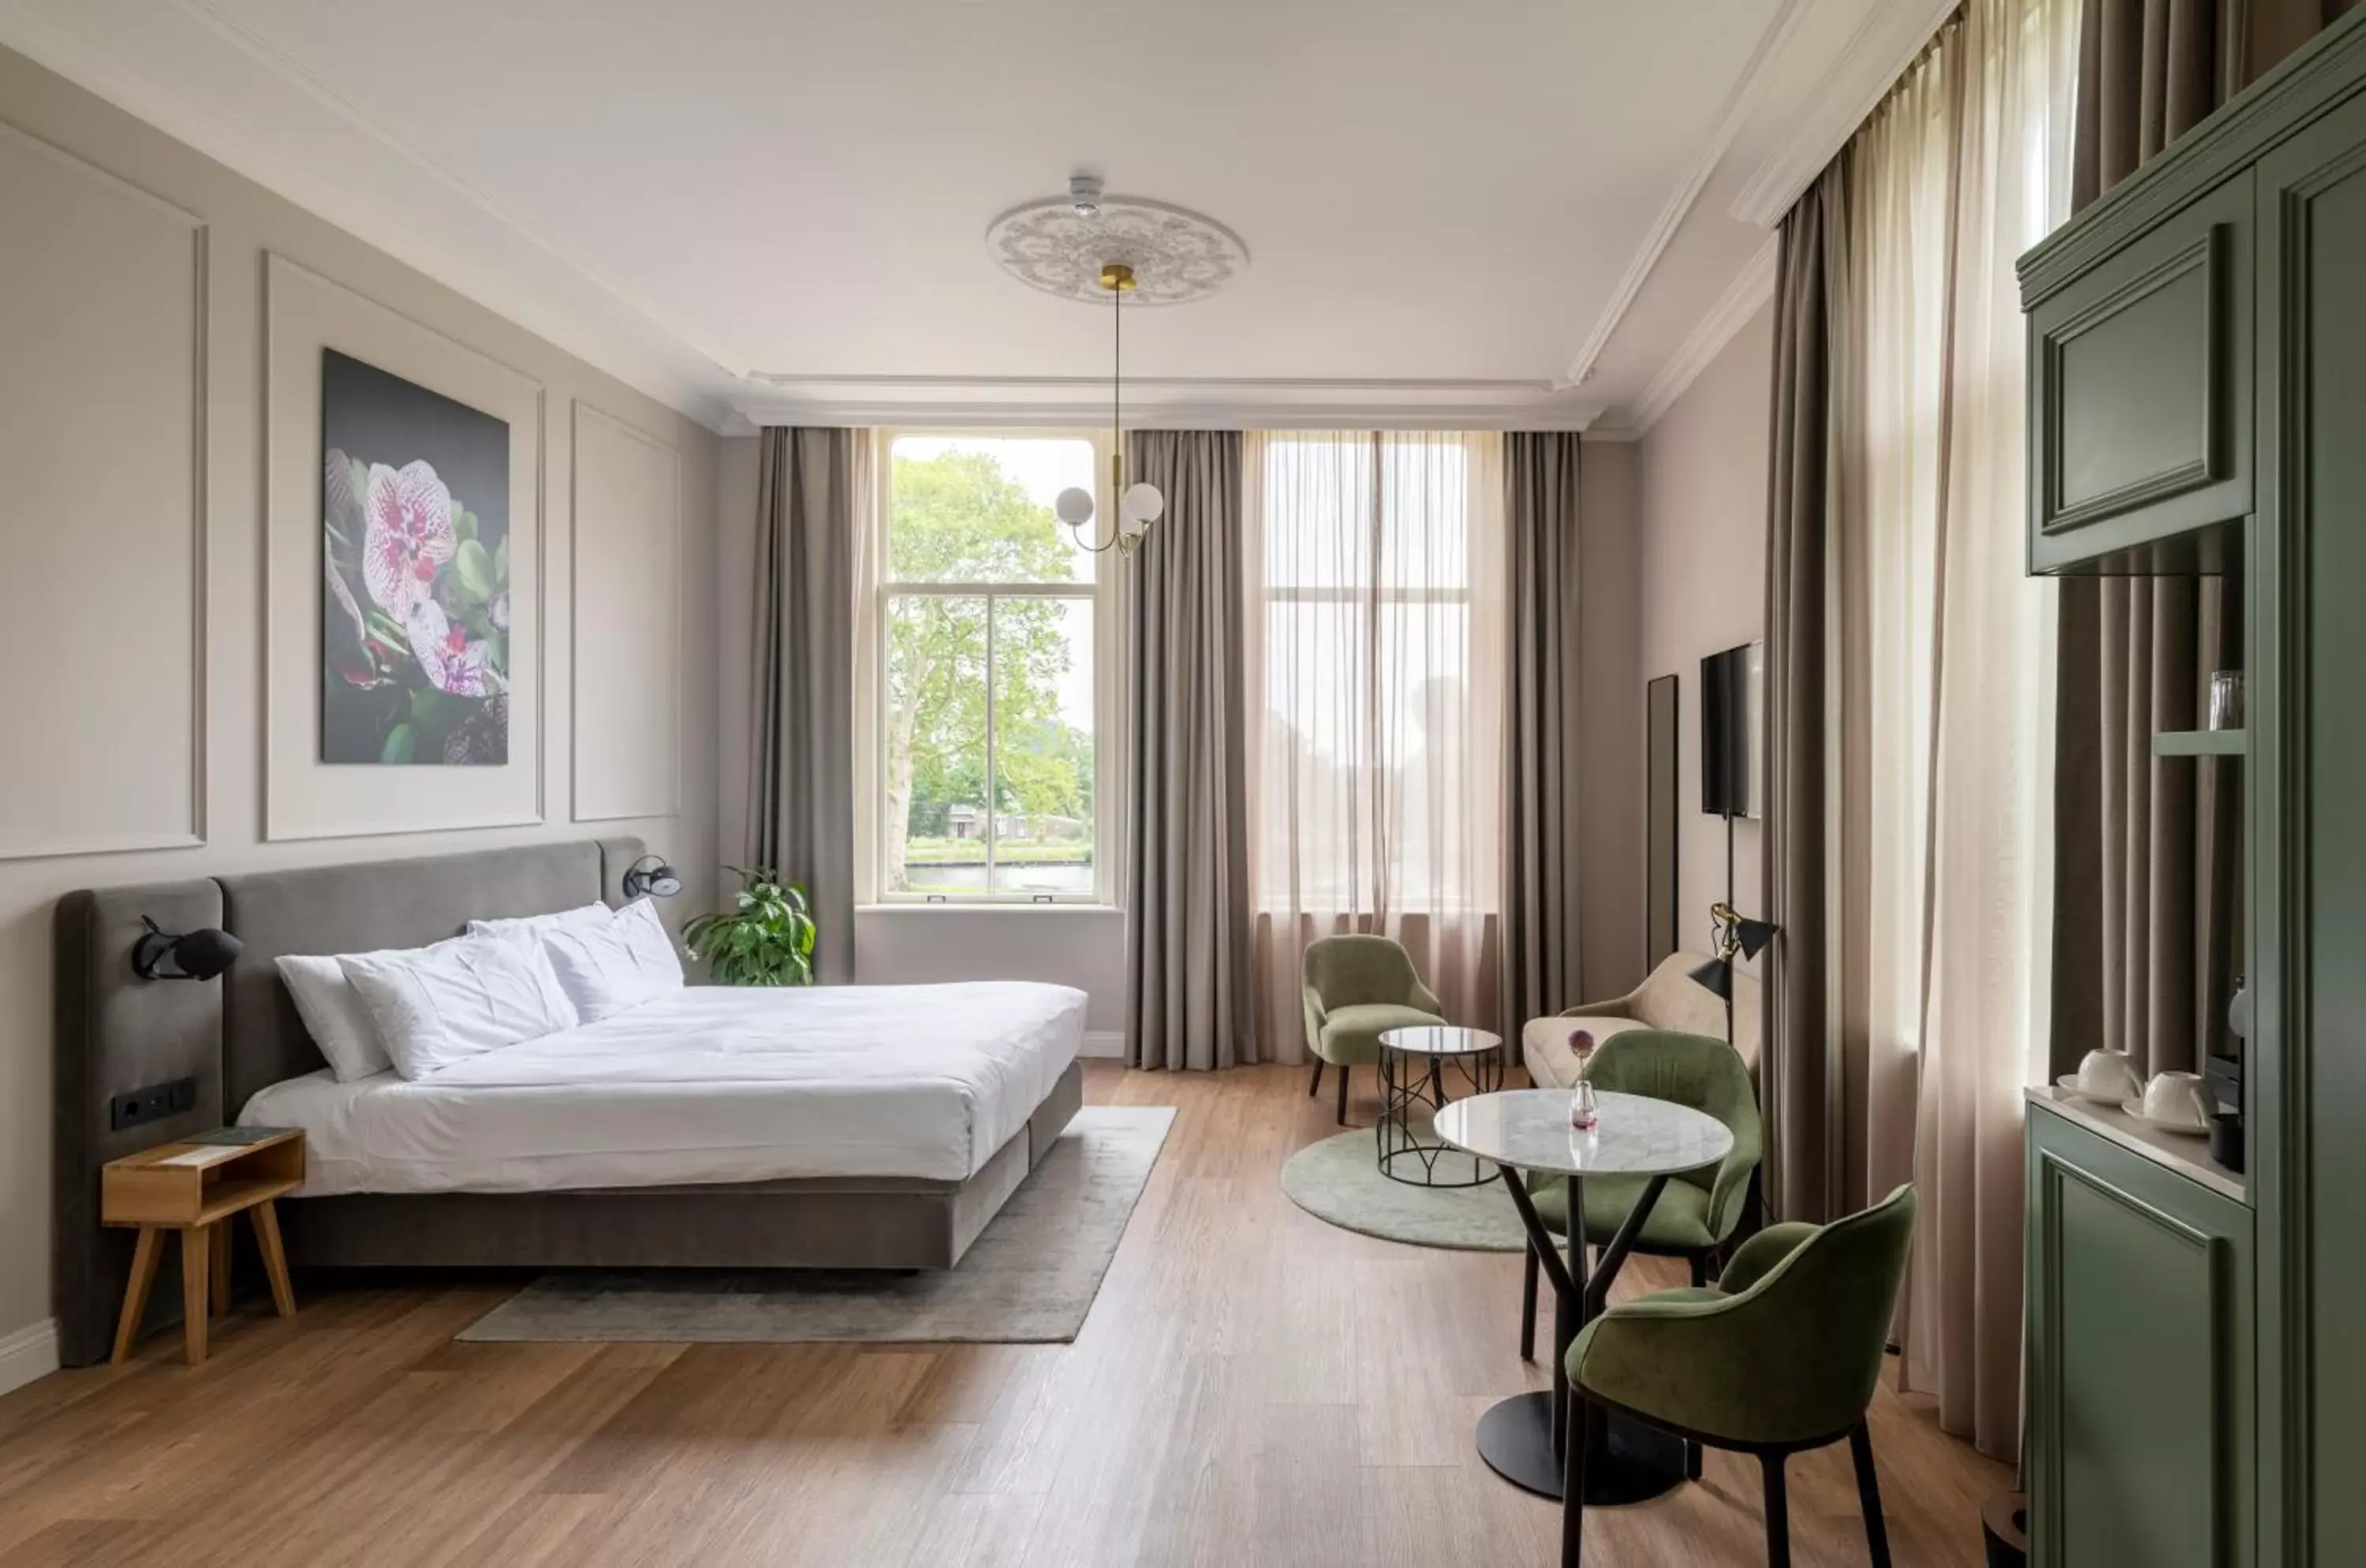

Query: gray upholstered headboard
[53,835,646,1365]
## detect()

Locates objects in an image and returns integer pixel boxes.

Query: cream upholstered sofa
[1521,953,1762,1089]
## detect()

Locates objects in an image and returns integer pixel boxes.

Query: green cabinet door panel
[2026,174,2252,574]
[2027,1107,2254,1568]
[2254,86,2366,1568]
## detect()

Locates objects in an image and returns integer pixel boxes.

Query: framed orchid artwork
[319,349,512,765]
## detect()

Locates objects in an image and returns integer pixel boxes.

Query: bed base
[274,1059,1082,1271]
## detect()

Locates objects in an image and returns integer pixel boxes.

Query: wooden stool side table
[102,1129,303,1365]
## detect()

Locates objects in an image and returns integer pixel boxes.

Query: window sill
[857,902,1122,916]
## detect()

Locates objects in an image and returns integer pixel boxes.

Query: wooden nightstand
[102,1129,303,1365]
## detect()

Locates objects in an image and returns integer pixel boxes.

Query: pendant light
[1054,262,1163,555]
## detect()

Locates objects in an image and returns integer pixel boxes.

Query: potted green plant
[681,867,818,986]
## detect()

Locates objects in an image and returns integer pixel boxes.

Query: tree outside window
[880,437,1100,899]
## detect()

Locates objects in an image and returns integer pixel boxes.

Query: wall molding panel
[570,400,684,824]
[0,118,207,861]
[261,252,548,842]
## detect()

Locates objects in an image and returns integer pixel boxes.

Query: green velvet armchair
[1300,935,1446,1126]
[1559,1184,1916,1568]
[1519,1029,1762,1359]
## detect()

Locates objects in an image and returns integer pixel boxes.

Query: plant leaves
[453,537,494,599]
[380,723,416,765]
[453,506,478,544]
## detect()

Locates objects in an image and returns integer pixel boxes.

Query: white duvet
[238,981,1087,1195]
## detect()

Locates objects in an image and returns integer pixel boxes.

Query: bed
[241,982,1086,1193]
[51,838,1087,1368]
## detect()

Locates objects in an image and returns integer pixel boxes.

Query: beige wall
[0,45,719,1374]
[1640,301,1774,977]
[1577,439,1648,1000]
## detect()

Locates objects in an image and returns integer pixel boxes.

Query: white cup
[2073,1049,2143,1103]
[2138,1070,2215,1132]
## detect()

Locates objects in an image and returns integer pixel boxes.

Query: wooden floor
[0,1064,2009,1566]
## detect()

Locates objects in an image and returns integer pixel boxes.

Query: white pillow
[275,953,394,1082]
[341,933,579,1079]
[467,902,612,948]
[538,898,685,1022]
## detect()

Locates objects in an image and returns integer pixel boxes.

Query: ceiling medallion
[984,176,1248,307]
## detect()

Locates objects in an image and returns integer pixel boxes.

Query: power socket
[110,1077,197,1132]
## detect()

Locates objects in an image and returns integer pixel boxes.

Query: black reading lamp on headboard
[131,917,241,981]
[621,855,682,901]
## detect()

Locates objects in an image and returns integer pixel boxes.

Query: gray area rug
[1280,1128,1526,1252]
[457,1106,1175,1345]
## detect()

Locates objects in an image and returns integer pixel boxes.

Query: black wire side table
[1375,1026,1506,1188]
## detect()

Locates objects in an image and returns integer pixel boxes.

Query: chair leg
[1760,1453,1792,1568]
[1686,1439,1703,1481]
[1689,1253,1709,1290]
[1308,1058,1325,1098]
[1519,1242,1540,1361]
[1849,1421,1893,1568]
[1561,1393,1589,1568]
[1335,1063,1350,1126]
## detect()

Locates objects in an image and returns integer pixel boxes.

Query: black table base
[1375,1041,1506,1189]
[1479,1167,1696,1506]
[1476,1391,1689,1503]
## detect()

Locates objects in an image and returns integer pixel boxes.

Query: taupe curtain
[1500,432,1585,1030]
[1762,162,1849,1226]
[748,427,864,985]
[2050,0,2334,1080]
[1124,431,1256,1070]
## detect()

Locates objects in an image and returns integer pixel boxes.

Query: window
[869,434,1112,902]
[1244,429,1504,1042]
[1248,431,1503,914]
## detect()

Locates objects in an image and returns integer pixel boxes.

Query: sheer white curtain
[1244,431,1506,1060]
[1834,0,2077,1458]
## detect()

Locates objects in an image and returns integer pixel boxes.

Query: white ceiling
[0,0,1952,432]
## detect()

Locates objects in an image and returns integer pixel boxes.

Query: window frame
[860,427,1121,908]
[1251,431,1494,919]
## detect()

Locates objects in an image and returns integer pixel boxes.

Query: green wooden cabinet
[2018,17,2366,1565]
[2253,84,2366,1566]
[2026,1107,2254,1568]
[2025,174,2252,574]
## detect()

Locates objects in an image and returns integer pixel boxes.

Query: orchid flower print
[319,350,511,765]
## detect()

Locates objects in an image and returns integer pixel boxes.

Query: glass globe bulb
[1121,482,1165,525]
[1054,486,1096,527]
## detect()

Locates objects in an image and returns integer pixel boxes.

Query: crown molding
[1727,0,1957,228]
[733,374,1604,432]
[1628,232,1778,433]
[0,0,740,431]
[1559,0,1812,390]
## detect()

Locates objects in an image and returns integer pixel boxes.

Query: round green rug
[1279,1129,1527,1252]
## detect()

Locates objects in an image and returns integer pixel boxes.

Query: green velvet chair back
[1580,1029,1761,1240]
[1568,1184,1917,1447]
[1301,934,1424,1010]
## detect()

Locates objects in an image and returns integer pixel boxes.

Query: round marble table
[1374,1025,1506,1188]
[1434,1088,1735,1504]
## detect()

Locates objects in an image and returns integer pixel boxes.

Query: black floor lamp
[1685,811,1778,1047]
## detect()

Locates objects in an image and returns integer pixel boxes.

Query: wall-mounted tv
[1701,640,1763,820]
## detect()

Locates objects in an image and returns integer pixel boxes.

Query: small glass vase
[1569,1080,1600,1132]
